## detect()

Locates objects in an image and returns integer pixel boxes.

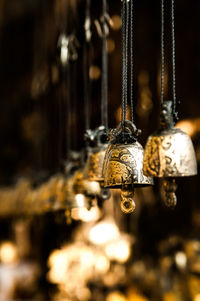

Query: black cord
[124,0,129,122]
[171,0,178,122]
[130,0,134,123]
[121,0,126,123]
[101,0,108,128]
[121,0,130,124]
[84,0,91,131]
[161,0,165,105]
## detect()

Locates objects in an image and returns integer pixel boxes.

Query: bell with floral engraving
[103,120,153,213]
[143,101,197,207]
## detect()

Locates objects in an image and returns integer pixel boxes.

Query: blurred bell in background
[0,0,199,300]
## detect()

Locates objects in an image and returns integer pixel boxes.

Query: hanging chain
[121,0,126,123]
[124,0,129,121]
[160,0,165,104]
[161,0,177,123]
[121,0,130,123]
[130,0,134,122]
[101,0,108,128]
[84,0,91,131]
[171,0,178,122]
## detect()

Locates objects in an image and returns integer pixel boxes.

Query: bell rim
[143,172,197,178]
[104,182,154,189]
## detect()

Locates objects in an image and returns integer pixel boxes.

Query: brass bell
[103,120,153,213]
[83,126,111,202]
[84,126,108,183]
[73,169,101,198]
[64,173,91,224]
[143,101,197,207]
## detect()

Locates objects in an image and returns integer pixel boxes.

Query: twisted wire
[101,0,108,128]
[171,0,177,121]
[130,0,134,122]
[121,0,126,123]
[161,0,165,104]
[84,0,91,131]
[124,0,129,121]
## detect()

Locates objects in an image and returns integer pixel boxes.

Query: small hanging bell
[64,173,91,224]
[143,101,197,207]
[84,126,111,202]
[103,120,153,213]
[84,126,108,183]
[73,169,101,199]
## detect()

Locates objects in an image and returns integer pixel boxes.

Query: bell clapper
[163,178,177,208]
[120,185,136,214]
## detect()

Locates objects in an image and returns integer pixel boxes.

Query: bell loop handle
[160,100,175,129]
[84,125,108,147]
[109,120,141,144]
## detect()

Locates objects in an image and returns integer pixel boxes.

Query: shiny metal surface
[84,144,107,182]
[73,169,101,196]
[143,127,197,177]
[103,141,153,188]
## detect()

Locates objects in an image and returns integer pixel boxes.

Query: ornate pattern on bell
[143,127,197,178]
[143,101,197,207]
[103,120,153,213]
[84,126,108,183]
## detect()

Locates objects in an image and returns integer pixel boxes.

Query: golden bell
[143,128,197,178]
[103,120,153,213]
[143,101,197,207]
[84,126,108,183]
[73,169,101,197]
[64,173,92,224]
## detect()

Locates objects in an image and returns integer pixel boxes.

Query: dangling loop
[120,185,135,214]
[163,178,177,208]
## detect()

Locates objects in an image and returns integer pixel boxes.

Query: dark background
[0,0,199,298]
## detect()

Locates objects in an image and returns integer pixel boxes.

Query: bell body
[103,141,153,188]
[73,169,101,196]
[84,144,108,182]
[65,175,90,209]
[143,127,197,177]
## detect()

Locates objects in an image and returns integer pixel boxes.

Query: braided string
[130,0,134,122]
[121,0,130,124]
[171,0,178,122]
[121,0,126,123]
[160,0,165,105]
[101,0,108,128]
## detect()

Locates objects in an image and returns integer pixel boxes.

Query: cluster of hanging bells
[82,101,197,214]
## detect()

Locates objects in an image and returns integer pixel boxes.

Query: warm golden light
[194,294,200,301]
[48,242,110,299]
[106,291,127,301]
[75,194,86,207]
[71,206,101,222]
[111,15,122,30]
[89,219,119,245]
[175,251,187,269]
[105,238,131,263]
[107,38,115,53]
[0,242,18,264]
[176,120,196,137]
[89,65,101,80]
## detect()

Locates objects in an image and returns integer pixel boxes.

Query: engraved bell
[143,101,197,207]
[103,120,153,213]
[84,126,108,183]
